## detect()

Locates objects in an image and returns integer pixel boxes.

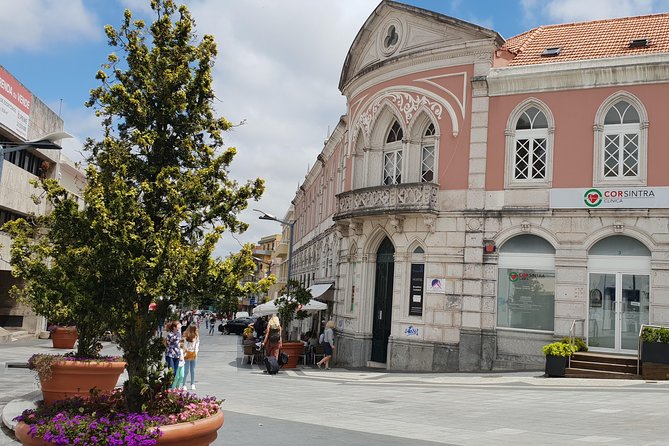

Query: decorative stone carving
[521,220,531,232]
[349,219,363,236]
[466,218,481,231]
[424,216,436,233]
[335,183,438,220]
[389,216,404,233]
[613,221,624,233]
[358,92,443,136]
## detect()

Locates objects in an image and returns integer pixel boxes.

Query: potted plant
[273,280,313,368]
[542,341,576,377]
[640,325,669,365]
[14,388,223,446]
[10,1,263,443]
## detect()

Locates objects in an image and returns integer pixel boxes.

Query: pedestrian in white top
[183,325,200,390]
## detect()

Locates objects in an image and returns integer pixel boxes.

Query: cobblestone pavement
[2,332,669,445]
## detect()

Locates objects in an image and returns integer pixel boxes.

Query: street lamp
[0,131,72,182]
[254,209,295,296]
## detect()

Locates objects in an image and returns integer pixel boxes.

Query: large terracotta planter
[280,341,305,369]
[155,410,224,445]
[15,411,224,446]
[50,327,77,349]
[40,360,126,404]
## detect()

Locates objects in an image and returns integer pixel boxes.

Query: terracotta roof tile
[502,13,669,66]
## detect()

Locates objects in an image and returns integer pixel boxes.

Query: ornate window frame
[504,98,555,189]
[593,91,648,187]
[383,120,404,185]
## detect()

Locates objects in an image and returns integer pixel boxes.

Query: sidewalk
[2,334,668,445]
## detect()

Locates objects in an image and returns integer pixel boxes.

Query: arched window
[505,100,554,188]
[603,101,640,179]
[594,93,647,186]
[421,123,435,183]
[383,120,403,185]
[514,107,548,181]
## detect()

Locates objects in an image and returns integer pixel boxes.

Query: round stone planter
[39,359,126,404]
[14,410,224,446]
[50,327,77,349]
[37,331,51,340]
[280,341,305,369]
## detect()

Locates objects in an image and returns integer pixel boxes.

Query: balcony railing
[334,182,439,220]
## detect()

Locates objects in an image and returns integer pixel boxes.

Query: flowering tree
[8,0,264,413]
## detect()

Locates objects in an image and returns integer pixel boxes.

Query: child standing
[171,340,185,389]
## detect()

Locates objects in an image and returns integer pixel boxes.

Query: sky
[2,0,669,258]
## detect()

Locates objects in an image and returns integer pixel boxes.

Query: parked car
[220,316,256,335]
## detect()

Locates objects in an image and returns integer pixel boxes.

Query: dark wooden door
[372,237,394,363]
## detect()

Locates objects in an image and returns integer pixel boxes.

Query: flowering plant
[15,388,222,446]
[27,353,125,382]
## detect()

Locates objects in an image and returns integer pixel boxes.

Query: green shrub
[641,326,669,344]
[542,342,576,357]
[560,337,588,352]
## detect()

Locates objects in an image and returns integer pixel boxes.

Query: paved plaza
[2,331,669,445]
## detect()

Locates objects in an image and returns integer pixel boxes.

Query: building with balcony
[0,66,84,338]
[286,1,669,371]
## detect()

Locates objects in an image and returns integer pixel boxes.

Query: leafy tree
[8,0,263,413]
[3,180,108,359]
[275,279,313,341]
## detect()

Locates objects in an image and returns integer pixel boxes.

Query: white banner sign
[0,66,31,139]
[551,187,669,209]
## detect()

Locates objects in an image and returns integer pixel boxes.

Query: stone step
[565,367,640,379]
[569,359,638,374]
[572,352,637,366]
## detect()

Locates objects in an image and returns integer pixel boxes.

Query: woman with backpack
[262,315,282,360]
[182,325,200,390]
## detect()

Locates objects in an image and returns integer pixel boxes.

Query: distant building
[287,1,669,371]
[0,66,84,339]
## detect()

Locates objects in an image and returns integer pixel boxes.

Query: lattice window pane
[421,145,434,182]
[424,123,435,137]
[514,139,530,180]
[532,138,546,179]
[384,153,394,185]
[395,151,402,184]
[603,135,619,177]
[623,134,639,177]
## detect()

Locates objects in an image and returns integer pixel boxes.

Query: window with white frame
[383,120,403,185]
[514,107,548,181]
[602,100,640,180]
[421,123,435,182]
[593,94,647,187]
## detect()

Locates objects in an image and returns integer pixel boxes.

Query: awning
[308,283,332,299]
[252,297,327,317]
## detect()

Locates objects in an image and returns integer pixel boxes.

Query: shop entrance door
[371,237,394,363]
[588,273,649,353]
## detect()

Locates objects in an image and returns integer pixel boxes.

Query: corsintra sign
[551,187,669,209]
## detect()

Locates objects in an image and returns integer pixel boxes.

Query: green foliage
[2,180,108,358]
[542,342,576,357]
[7,0,263,413]
[559,337,588,352]
[641,326,669,344]
[275,279,313,340]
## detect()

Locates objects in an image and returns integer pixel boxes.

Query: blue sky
[2,0,668,256]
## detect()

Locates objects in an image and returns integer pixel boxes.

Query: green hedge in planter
[641,326,669,344]
[542,342,577,357]
[559,337,588,352]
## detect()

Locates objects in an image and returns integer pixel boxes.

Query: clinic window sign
[551,187,669,209]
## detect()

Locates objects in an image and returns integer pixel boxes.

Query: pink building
[288,1,669,372]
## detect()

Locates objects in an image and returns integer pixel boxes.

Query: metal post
[286,221,294,297]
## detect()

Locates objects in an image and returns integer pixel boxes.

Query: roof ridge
[535,11,669,31]
[515,26,545,55]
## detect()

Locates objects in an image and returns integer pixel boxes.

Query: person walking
[164,321,181,377]
[171,340,186,389]
[317,320,336,370]
[262,315,282,360]
[183,325,200,390]
[208,313,216,336]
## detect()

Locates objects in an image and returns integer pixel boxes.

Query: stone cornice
[488,54,669,96]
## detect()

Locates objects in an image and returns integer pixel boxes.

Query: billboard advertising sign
[0,66,32,139]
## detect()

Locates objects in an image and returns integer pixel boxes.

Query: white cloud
[522,0,669,24]
[186,0,378,256]
[0,0,98,52]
